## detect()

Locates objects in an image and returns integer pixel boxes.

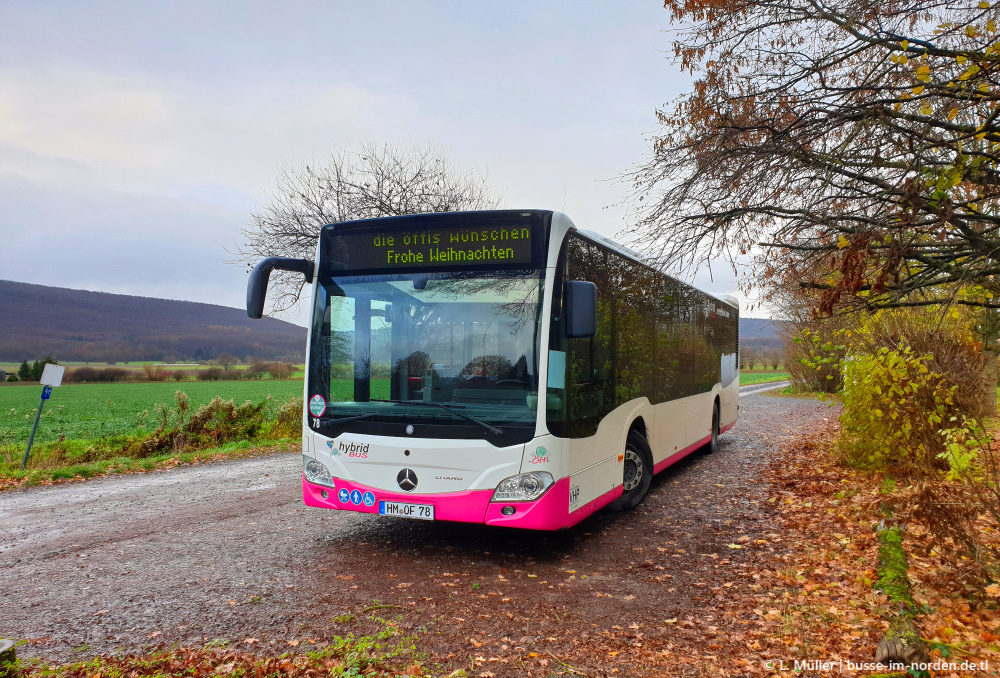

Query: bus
[246,210,738,530]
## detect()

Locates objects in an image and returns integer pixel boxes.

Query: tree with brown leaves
[627,0,1000,315]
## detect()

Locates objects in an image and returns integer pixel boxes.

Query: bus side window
[562,237,612,437]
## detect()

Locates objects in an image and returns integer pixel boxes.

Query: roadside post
[21,364,65,470]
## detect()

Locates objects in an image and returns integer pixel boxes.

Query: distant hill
[0,280,306,362]
[739,317,786,349]
[740,317,782,339]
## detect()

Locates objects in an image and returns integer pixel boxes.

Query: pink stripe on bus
[484,476,571,530]
[653,434,712,475]
[302,474,495,523]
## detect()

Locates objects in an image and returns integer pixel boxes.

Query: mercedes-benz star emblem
[397,468,418,492]
[405,424,414,435]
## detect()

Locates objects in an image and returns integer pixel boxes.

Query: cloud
[0,173,253,313]
[0,0,767,320]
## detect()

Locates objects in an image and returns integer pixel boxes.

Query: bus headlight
[491,472,554,502]
[303,456,333,486]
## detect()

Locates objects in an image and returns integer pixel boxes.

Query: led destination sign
[324,221,536,271]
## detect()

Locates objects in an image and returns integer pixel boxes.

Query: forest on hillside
[0,280,306,362]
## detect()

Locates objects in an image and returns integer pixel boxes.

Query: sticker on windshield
[309,394,327,417]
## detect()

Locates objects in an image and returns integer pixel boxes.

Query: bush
[67,367,97,383]
[197,368,224,381]
[270,396,304,438]
[831,307,1000,579]
[839,343,969,474]
[172,371,187,382]
[269,362,295,379]
[142,363,170,382]
[129,392,271,457]
[247,360,295,380]
[849,308,995,418]
[6,374,18,382]
[66,367,131,383]
[787,327,846,393]
[246,360,269,380]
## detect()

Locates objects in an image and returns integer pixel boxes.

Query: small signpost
[21,364,65,470]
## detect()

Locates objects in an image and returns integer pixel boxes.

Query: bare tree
[217,354,238,372]
[235,141,503,314]
[766,350,781,371]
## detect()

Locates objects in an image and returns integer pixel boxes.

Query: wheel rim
[622,446,644,492]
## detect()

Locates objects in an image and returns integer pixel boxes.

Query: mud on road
[1,392,830,675]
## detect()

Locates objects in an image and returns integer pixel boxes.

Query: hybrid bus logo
[336,441,370,458]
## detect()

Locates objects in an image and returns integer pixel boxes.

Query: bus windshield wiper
[372,399,504,436]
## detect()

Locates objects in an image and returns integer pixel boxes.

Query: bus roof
[570,225,738,311]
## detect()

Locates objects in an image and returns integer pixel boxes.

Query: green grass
[3,438,297,488]
[768,385,837,400]
[0,377,397,487]
[0,380,305,447]
[14,618,426,678]
[739,370,789,386]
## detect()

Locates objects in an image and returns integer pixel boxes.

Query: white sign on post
[40,364,65,387]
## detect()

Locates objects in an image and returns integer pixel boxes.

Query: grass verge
[0,439,297,490]
[1,391,303,490]
[10,619,430,678]
[739,370,789,386]
[766,385,838,401]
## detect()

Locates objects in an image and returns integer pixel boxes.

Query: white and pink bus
[247,210,738,530]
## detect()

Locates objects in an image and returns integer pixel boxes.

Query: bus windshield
[308,269,545,446]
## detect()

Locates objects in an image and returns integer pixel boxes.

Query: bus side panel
[721,378,738,430]
[686,389,721,447]
[564,399,653,513]
[720,351,739,429]
[650,398,689,466]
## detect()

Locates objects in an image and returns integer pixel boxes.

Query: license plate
[379,501,434,520]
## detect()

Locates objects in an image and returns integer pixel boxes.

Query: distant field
[0,362,304,373]
[740,370,789,386]
[0,380,305,446]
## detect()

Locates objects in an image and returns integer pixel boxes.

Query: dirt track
[1,388,828,674]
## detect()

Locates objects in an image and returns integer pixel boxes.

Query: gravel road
[1,388,830,673]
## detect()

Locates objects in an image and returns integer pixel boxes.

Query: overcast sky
[0,1,765,324]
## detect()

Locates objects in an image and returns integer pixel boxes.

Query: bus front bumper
[301,474,579,531]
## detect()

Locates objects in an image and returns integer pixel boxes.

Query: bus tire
[700,401,721,455]
[609,430,654,511]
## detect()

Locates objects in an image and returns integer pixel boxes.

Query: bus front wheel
[609,430,654,511]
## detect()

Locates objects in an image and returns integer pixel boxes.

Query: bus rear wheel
[609,430,654,511]
[700,401,720,455]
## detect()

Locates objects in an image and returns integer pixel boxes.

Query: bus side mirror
[564,281,597,338]
[247,257,315,319]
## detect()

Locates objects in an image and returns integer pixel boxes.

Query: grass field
[0,377,396,447]
[0,380,306,447]
[739,370,789,386]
